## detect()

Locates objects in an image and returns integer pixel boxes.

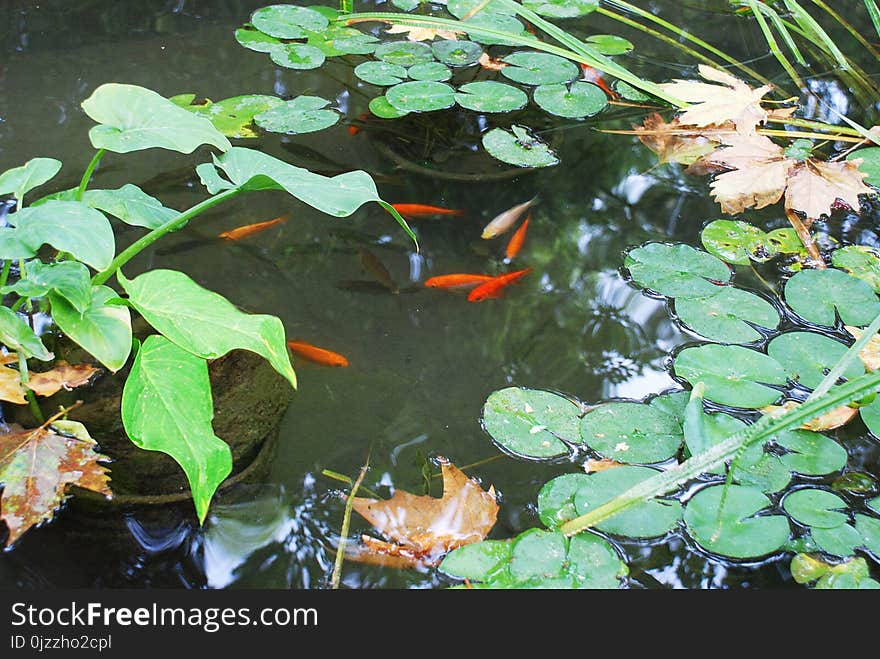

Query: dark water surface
[0,0,878,588]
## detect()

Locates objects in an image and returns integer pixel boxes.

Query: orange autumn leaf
[478,52,507,71]
[634,113,724,167]
[761,400,857,431]
[385,24,462,42]
[0,421,111,546]
[583,458,625,473]
[350,458,498,567]
[0,355,99,405]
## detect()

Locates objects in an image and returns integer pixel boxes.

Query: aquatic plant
[0,82,411,545]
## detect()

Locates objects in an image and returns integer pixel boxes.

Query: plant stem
[0,261,10,289]
[92,187,243,286]
[321,469,381,499]
[75,149,105,201]
[17,352,43,424]
[765,116,862,137]
[331,459,369,589]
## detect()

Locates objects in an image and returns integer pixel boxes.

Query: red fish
[505,214,530,261]
[467,268,533,302]
[580,64,617,98]
[287,340,349,367]
[219,214,289,240]
[391,203,464,220]
[424,274,497,289]
[348,112,369,137]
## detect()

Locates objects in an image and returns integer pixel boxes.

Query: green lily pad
[585,34,633,55]
[673,287,779,343]
[648,390,690,422]
[482,125,559,168]
[306,26,378,56]
[869,496,880,513]
[391,0,421,9]
[438,540,512,581]
[573,466,682,538]
[433,39,483,66]
[463,13,526,46]
[386,81,456,112]
[811,523,864,557]
[269,43,326,70]
[180,94,284,138]
[537,473,587,529]
[501,52,580,85]
[482,387,581,459]
[783,488,849,529]
[767,332,861,389]
[700,219,770,265]
[774,429,847,476]
[455,81,528,112]
[533,82,607,118]
[509,528,567,583]
[624,243,731,297]
[254,96,340,135]
[408,61,452,82]
[831,245,880,293]
[354,61,408,86]
[579,402,682,464]
[368,95,410,119]
[0,158,62,204]
[374,41,435,67]
[448,0,516,18]
[684,407,744,469]
[855,514,880,555]
[684,484,790,559]
[784,268,880,327]
[522,0,598,18]
[614,81,651,102]
[731,440,793,493]
[250,4,329,39]
[860,394,880,438]
[234,25,283,53]
[673,344,787,408]
[765,228,805,255]
[848,146,880,187]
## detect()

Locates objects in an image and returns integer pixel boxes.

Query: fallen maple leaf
[0,354,26,404]
[845,326,880,371]
[784,159,871,221]
[0,355,99,405]
[478,52,507,71]
[657,64,773,133]
[385,24,462,42]
[761,400,857,431]
[349,458,498,568]
[635,113,725,167]
[583,458,625,473]
[0,420,111,546]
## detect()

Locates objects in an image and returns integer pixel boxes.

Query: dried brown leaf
[385,24,462,42]
[0,421,111,546]
[583,458,625,473]
[761,400,856,431]
[784,159,871,220]
[478,52,507,71]
[27,362,100,397]
[634,113,722,166]
[845,326,880,371]
[351,458,498,566]
[658,64,772,132]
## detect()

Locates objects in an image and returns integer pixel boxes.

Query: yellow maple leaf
[784,159,871,221]
[385,24,462,42]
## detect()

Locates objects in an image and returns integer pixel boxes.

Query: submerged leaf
[0,421,111,546]
[351,458,498,566]
[482,125,559,168]
[635,114,722,167]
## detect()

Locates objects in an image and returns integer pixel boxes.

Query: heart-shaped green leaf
[624,243,730,297]
[579,402,682,464]
[673,287,779,343]
[0,307,52,361]
[784,268,880,327]
[455,81,528,112]
[0,158,62,204]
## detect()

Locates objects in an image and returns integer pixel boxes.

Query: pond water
[1,0,878,589]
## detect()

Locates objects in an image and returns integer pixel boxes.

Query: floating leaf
[82,83,230,154]
[374,40,435,66]
[354,61,408,86]
[48,286,132,372]
[482,125,559,168]
[352,458,498,567]
[501,52,580,85]
[408,61,452,82]
[391,0,420,10]
[9,201,114,271]
[368,95,410,119]
[269,43,326,70]
[433,39,483,66]
[673,287,779,343]
[454,81,527,112]
[234,25,282,53]
[832,246,880,292]
[119,269,296,389]
[533,82,607,118]
[306,26,378,56]
[0,421,111,546]
[731,441,792,493]
[783,488,849,529]
[385,24,462,42]
[81,184,178,230]
[0,158,61,203]
[579,402,682,464]
[684,484,790,558]
[785,159,871,220]
[792,554,880,589]
[254,96,340,135]
[855,514,880,556]
[573,466,682,538]
[859,394,880,438]
[848,146,880,187]
[250,4,328,39]
[586,34,633,55]
[774,428,848,475]
[674,344,786,408]
[635,114,721,167]
[482,387,581,458]
[537,472,584,528]
[447,0,516,18]
[2,260,92,313]
[784,268,880,327]
[180,94,284,138]
[615,81,651,102]
[811,523,864,558]
[386,81,456,112]
[26,362,99,398]
[463,13,525,46]
[0,307,52,361]
[767,332,861,389]
[522,0,598,17]
[700,219,770,265]
[624,243,730,297]
[437,539,512,581]
[122,335,230,524]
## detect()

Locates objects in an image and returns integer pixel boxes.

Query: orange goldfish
[219,214,289,240]
[481,197,536,239]
[580,64,617,98]
[287,340,349,367]
[467,268,533,302]
[348,112,369,137]
[424,273,497,289]
[504,214,530,261]
[391,203,464,219]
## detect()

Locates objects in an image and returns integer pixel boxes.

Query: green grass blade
[866,0,880,39]
[744,0,804,87]
[809,0,880,60]
[782,0,849,70]
[808,310,880,402]
[763,4,807,66]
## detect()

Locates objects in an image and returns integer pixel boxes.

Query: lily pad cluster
[236,3,628,167]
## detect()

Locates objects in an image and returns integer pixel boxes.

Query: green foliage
[407,62,453,82]
[355,61,408,86]
[501,51,580,85]
[80,185,178,230]
[700,219,804,264]
[368,96,410,118]
[579,402,681,463]
[1,261,92,313]
[250,4,329,39]
[0,307,52,361]
[0,158,62,204]
[831,245,880,292]
[673,287,779,343]
[522,0,598,18]
[481,387,580,458]
[766,332,862,389]
[784,269,880,327]
[374,41,434,66]
[482,125,559,168]
[849,147,880,187]
[624,243,730,297]
[269,43,326,70]
[532,82,607,118]
[253,96,341,135]
[174,94,284,138]
[454,81,528,112]
[433,39,483,66]
[386,81,456,112]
